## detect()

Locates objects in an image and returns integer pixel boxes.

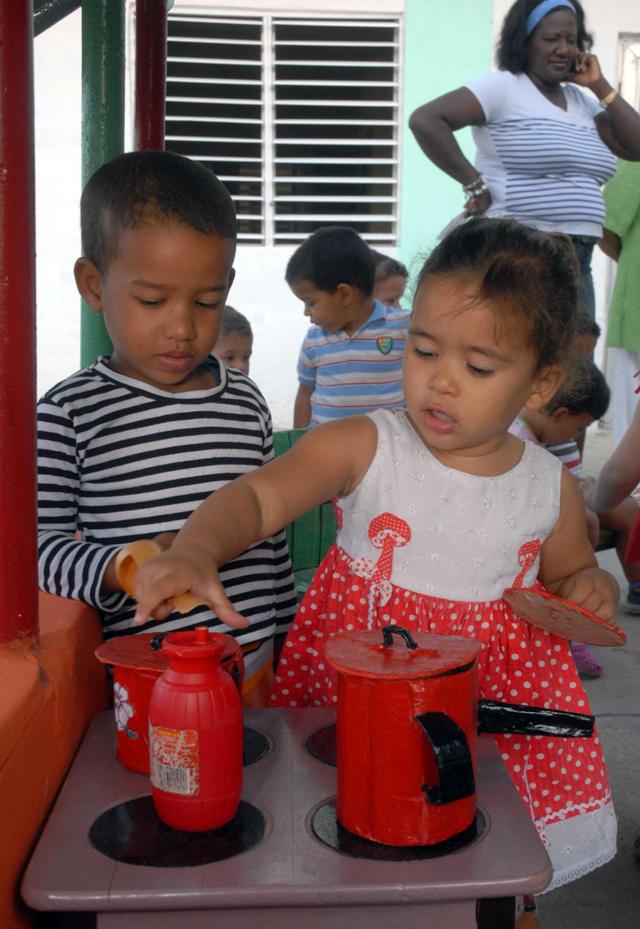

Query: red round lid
[324,625,481,680]
[95,629,241,670]
[95,633,168,672]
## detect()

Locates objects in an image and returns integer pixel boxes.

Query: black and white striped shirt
[37,356,297,675]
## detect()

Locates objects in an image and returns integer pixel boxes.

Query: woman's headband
[526,0,576,37]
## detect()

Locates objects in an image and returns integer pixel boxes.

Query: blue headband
[526,0,576,36]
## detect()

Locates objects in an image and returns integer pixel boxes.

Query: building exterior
[34,1,639,426]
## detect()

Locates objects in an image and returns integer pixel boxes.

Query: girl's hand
[555,566,619,622]
[566,52,604,91]
[133,543,249,629]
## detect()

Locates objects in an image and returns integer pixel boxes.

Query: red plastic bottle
[148,627,243,831]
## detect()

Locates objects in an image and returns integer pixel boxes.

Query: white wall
[33,10,305,428]
[34,11,82,398]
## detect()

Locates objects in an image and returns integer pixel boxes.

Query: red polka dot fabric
[270,544,615,888]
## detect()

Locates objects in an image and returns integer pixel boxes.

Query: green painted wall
[399,0,495,281]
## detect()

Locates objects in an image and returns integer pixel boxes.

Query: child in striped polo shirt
[288,227,410,428]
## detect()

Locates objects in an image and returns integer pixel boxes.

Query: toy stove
[22,709,551,929]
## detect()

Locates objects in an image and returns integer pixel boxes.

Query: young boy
[288,227,410,428]
[215,305,253,375]
[510,356,640,675]
[37,150,297,702]
[371,250,409,308]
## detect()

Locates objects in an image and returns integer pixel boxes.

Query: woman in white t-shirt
[409,0,640,318]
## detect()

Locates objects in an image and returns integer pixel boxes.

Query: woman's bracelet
[599,89,618,108]
[462,176,489,200]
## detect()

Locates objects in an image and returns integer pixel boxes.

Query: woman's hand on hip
[464,189,492,215]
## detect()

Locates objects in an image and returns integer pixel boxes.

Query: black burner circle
[89,797,265,867]
[305,723,336,766]
[310,798,484,861]
[243,726,270,766]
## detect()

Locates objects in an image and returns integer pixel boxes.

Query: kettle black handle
[477,699,594,739]
[414,712,475,805]
[382,624,418,650]
[150,633,166,652]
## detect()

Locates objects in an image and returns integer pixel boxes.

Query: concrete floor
[538,424,640,928]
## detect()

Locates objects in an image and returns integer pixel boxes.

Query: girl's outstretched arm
[539,469,619,621]
[133,415,377,625]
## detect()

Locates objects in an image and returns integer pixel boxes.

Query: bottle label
[149,725,199,796]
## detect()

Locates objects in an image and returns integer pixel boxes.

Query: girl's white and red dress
[271,409,616,890]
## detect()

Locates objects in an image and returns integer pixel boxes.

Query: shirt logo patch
[376,336,393,355]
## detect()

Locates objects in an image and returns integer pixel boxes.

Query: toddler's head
[285,227,376,334]
[537,355,609,444]
[371,250,408,308]
[215,305,253,375]
[416,217,578,373]
[75,150,237,392]
[405,218,579,463]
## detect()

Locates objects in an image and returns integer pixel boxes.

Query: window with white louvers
[165,11,402,246]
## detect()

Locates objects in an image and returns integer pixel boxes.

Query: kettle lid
[95,629,240,670]
[95,632,169,672]
[324,625,481,680]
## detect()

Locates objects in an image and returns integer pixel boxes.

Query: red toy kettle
[324,624,481,847]
[95,632,243,775]
[148,627,243,832]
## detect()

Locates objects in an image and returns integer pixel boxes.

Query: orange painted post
[0,0,38,642]
[134,0,168,150]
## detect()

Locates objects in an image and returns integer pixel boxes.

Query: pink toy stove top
[22,708,551,929]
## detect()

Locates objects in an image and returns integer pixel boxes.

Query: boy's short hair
[545,356,610,421]
[371,249,409,282]
[573,309,601,341]
[81,150,237,272]
[220,305,252,338]
[285,226,375,296]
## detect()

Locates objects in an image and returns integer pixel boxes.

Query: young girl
[371,249,409,308]
[135,218,618,896]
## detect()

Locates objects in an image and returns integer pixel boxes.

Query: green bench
[273,428,337,598]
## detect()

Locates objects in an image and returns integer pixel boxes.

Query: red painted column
[135,0,168,150]
[0,0,38,641]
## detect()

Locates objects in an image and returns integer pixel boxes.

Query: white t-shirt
[465,71,617,236]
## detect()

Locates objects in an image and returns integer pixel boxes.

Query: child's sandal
[570,642,603,678]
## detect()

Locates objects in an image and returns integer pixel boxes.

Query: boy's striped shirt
[37,357,297,672]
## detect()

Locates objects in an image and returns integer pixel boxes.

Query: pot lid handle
[381,624,418,651]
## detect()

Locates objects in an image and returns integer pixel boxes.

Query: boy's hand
[133,543,249,630]
[152,531,177,551]
[554,566,619,622]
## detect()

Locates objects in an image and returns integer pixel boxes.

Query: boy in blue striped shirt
[288,227,410,428]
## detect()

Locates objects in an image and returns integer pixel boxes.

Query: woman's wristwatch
[462,175,489,201]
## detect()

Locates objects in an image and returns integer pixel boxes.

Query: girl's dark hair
[416,217,578,370]
[497,0,593,73]
[81,150,237,272]
[286,226,375,296]
[544,355,610,420]
[371,250,409,282]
